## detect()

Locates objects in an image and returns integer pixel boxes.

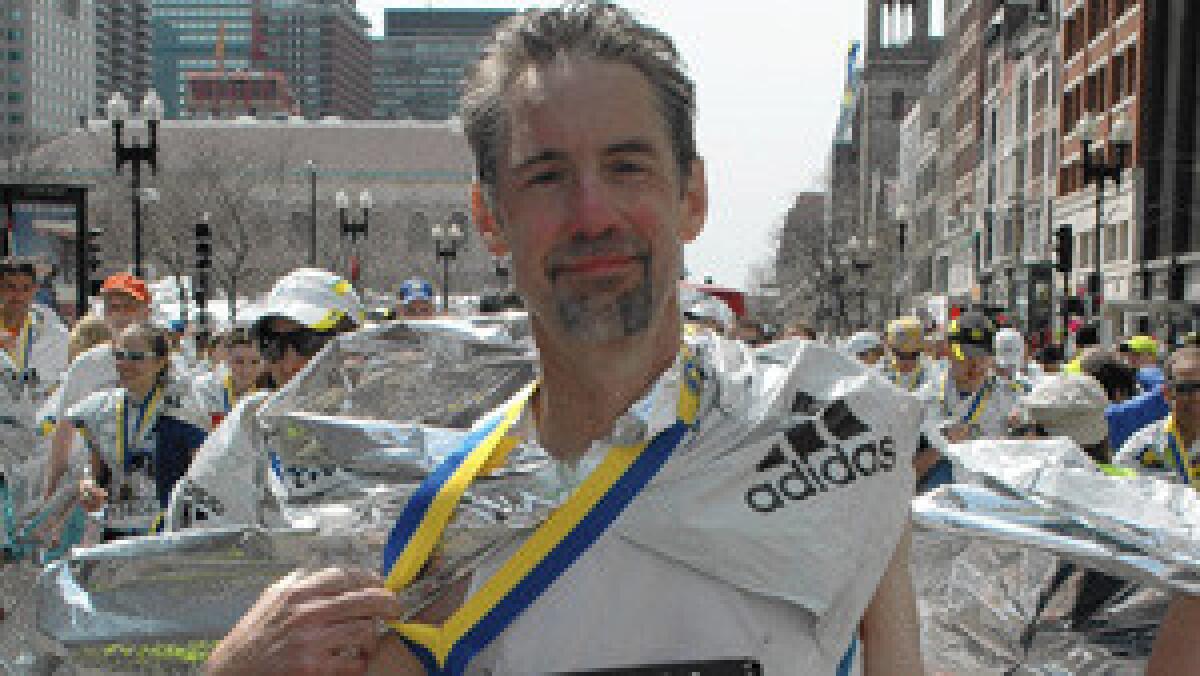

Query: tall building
[152,0,256,120]
[1135,0,1198,337]
[0,0,96,158]
[1056,0,1144,335]
[252,0,373,120]
[95,0,154,118]
[372,8,514,121]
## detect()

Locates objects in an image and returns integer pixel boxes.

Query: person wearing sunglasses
[164,268,363,531]
[882,317,936,394]
[57,322,209,541]
[1114,347,1200,485]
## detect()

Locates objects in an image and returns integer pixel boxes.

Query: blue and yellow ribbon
[2,311,34,376]
[1164,416,1198,486]
[383,347,702,675]
[117,384,164,473]
[940,373,992,426]
[222,374,235,414]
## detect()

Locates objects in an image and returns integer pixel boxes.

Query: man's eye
[527,169,564,185]
[613,161,646,174]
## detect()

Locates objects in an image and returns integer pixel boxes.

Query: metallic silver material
[913,438,1199,673]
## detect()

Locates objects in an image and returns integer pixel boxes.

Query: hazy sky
[358,0,865,288]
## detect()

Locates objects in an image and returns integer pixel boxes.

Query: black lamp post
[1079,113,1134,322]
[106,91,163,278]
[336,189,371,284]
[848,235,876,329]
[307,160,317,266]
[432,218,466,313]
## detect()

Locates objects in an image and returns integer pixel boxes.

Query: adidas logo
[745,392,897,514]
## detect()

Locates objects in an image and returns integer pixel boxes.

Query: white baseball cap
[994,328,1025,368]
[845,331,883,356]
[257,268,365,331]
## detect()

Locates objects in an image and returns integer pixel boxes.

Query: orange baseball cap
[100,272,150,303]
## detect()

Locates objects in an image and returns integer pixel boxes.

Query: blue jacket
[1137,366,1165,393]
[1106,385,1169,451]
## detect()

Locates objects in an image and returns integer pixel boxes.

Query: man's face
[401,299,435,318]
[1166,356,1200,429]
[859,348,884,366]
[482,56,706,347]
[227,343,263,392]
[101,291,149,334]
[0,272,36,313]
[260,318,321,386]
[949,351,991,387]
[890,346,921,372]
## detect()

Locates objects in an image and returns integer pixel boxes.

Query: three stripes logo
[745,390,897,513]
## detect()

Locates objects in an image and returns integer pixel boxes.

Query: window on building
[1126,44,1137,95]
[7,50,21,61]
[7,113,22,125]
[6,92,20,103]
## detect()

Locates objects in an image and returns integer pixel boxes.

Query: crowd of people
[2,3,1200,674]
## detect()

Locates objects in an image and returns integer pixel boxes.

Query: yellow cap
[886,317,925,353]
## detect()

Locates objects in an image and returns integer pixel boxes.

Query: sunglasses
[113,349,160,362]
[1169,381,1200,395]
[1008,422,1049,437]
[893,351,921,361]
[257,327,336,361]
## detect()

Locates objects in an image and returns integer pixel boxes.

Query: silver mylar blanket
[27,316,561,672]
[912,437,1200,674]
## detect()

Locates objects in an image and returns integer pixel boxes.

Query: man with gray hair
[207,5,924,674]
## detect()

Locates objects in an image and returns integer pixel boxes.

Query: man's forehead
[502,56,667,159]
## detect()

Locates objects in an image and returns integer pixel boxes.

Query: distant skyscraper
[372,8,514,121]
[252,0,373,120]
[95,0,154,118]
[0,0,96,158]
[152,0,256,120]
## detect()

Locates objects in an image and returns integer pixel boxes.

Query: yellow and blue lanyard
[382,347,703,675]
[940,372,992,426]
[114,384,166,532]
[888,361,925,392]
[222,374,236,413]
[3,312,34,377]
[1163,416,1199,486]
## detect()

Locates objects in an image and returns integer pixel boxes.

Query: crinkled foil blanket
[9,332,1200,674]
[912,438,1200,675]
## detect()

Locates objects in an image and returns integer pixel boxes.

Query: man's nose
[567,170,622,238]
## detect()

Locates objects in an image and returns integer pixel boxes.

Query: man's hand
[78,478,107,512]
[0,333,15,352]
[205,567,408,676]
[942,423,971,444]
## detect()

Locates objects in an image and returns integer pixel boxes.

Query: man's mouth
[550,255,646,280]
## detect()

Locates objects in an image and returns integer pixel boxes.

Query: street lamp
[335,189,371,242]
[431,217,466,313]
[1079,113,1134,321]
[847,235,876,329]
[307,160,317,266]
[107,90,163,278]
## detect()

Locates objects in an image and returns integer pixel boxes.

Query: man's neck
[1174,414,1198,449]
[532,314,682,463]
[126,377,159,403]
[952,372,986,395]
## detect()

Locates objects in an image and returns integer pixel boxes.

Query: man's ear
[679,158,707,244]
[472,183,509,256]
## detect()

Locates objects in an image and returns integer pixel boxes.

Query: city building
[183,69,294,119]
[152,0,256,120]
[95,0,153,119]
[0,0,96,159]
[977,1,1060,341]
[1134,0,1198,338]
[252,0,373,120]
[1056,0,1144,336]
[372,8,514,121]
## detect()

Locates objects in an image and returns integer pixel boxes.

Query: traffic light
[86,227,104,295]
[194,217,212,320]
[1054,225,1073,273]
[1169,262,1186,302]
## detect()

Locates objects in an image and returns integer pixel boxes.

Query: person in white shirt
[44,273,152,499]
[164,268,363,531]
[207,5,925,674]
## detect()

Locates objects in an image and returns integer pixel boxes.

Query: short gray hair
[462,2,697,202]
